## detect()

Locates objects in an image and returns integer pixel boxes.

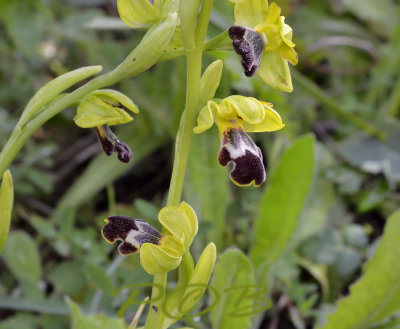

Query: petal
[280,17,295,46]
[229,26,265,77]
[74,96,133,128]
[264,2,281,25]
[277,43,298,66]
[193,101,218,134]
[225,95,265,125]
[74,89,138,128]
[244,102,285,132]
[158,202,198,251]
[218,127,266,187]
[117,0,159,28]
[140,242,182,274]
[159,235,185,257]
[257,51,293,92]
[233,0,269,27]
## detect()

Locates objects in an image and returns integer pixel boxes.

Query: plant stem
[145,1,214,328]
[292,70,385,140]
[166,51,203,206]
[159,30,231,63]
[387,74,400,117]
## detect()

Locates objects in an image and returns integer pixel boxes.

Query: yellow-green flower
[229,1,298,92]
[194,95,284,186]
[101,202,198,275]
[74,89,139,163]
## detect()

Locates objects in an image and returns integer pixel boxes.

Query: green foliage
[0,170,13,253]
[2,231,41,283]
[1,0,400,328]
[210,248,256,329]
[317,210,400,329]
[84,263,114,295]
[250,135,315,269]
[67,298,127,329]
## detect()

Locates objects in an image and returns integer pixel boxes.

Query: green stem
[145,1,214,328]
[166,50,203,206]
[159,30,231,63]
[143,272,168,329]
[387,74,400,117]
[292,70,385,140]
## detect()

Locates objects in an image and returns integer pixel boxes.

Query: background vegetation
[1,0,400,328]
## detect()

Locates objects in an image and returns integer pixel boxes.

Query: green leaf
[187,128,231,248]
[0,313,37,329]
[85,263,114,295]
[2,231,42,283]
[0,170,13,253]
[317,209,400,329]
[250,135,315,269]
[49,261,86,296]
[20,65,103,126]
[67,298,127,329]
[210,248,257,329]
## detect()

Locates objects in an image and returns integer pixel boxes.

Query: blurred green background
[0,0,400,328]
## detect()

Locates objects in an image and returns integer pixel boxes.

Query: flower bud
[199,60,223,106]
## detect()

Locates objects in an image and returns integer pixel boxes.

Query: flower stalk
[144,0,215,328]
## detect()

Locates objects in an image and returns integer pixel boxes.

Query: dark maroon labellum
[229,26,265,77]
[218,128,266,186]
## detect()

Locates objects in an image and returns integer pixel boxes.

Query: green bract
[74,89,139,128]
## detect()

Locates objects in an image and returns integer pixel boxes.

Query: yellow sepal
[74,89,139,128]
[140,241,182,275]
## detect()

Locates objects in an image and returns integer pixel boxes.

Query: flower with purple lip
[194,95,285,187]
[228,1,298,92]
[101,202,198,274]
[74,89,139,163]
